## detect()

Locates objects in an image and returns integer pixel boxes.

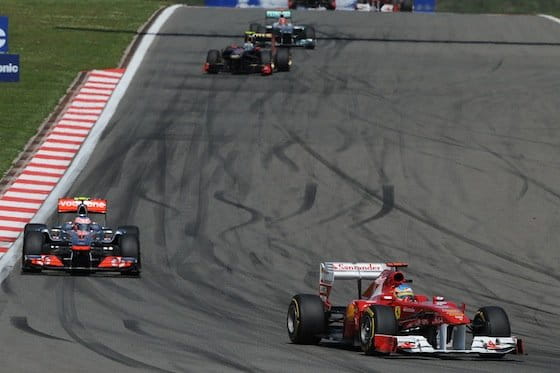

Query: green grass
[0,0,190,178]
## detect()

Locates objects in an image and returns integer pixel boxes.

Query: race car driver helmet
[73,215,92,231]
[278,16,289,26]
[394,284,414,301]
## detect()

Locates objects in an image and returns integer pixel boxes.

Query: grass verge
[0,0,192,178]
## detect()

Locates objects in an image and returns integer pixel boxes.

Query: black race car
[249,10,316,49]
[288,0,336,10]
[22,197,140,276]
[204,36,291,75]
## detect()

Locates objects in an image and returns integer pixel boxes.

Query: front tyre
[275,48,291,72]
[120,234,141,276]
[472,306,511,358]
[22,231,45,273]
[360,305,397,355]
[287,294,325,344]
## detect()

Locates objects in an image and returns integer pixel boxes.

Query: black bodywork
[205,45,272,74]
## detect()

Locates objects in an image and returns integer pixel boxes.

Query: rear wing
[245,31,273,43]
[319,262,408,305]
[57,197,107,214]
[265,10,292,20]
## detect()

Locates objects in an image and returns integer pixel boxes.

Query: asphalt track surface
[1,7,560,372]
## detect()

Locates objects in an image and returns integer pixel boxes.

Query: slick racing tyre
[360,305,398,355]
[275,48,291,72]
[117,225,140,239]
[260,50,272,66]
[22,231,45,273]
[206,50,221,74]
[287,294,325,344]
[120,234,141,275]
[472,306,511,337]
[24,223,47,233]
[304,26,316,49]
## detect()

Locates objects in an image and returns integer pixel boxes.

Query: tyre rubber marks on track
[0,69,125,258]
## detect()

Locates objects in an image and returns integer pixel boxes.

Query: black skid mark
[351,184,394,227]
[268,182,318,224]
[263,140,298,172]
[285,128,560,282]
[57,280,173,372]
[214,191,263,233]
[10,316,72,342]
[123,319,258,373]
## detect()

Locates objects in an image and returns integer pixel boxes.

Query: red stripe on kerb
[0,247,9,252]
[50,131,87,139]
[0,215,35,222]
[0,206,38,213]
[73,98,108,103]
[55,124,92,131]
[21,170,62,178]
[39,146,78,154]
[27,163,68,170]
[0,226,23,232]
[45,139,83,146]
[11,179,56,186]
[1,196,44,204]
[0,236,16,242]
[59,118,96,124]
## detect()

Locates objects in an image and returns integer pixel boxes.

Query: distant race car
[288,0,336,10]
[287,262,524,357]
[22,197,141,276]
[355,0,413,12]
[249,10,316,49]
[204,33,291,75]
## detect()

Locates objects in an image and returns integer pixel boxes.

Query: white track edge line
[0,4,186,283]
[538,14,560,25]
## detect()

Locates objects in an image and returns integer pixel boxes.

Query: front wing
[24,254,139,273]
[393,335,520,355]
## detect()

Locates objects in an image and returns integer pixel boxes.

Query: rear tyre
[275,48,291,72]
[287,294,325,344]
[472,306,511,358]
[304,26,316,49]
[117,225,139,239]
[22,231,45,273]
[260,50,272,66]
[120,234,141,275]
[206,49,221,74]
[360,305,398,355]
[24,223,47,233]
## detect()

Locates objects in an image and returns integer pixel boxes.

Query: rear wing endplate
[57,197,107,214]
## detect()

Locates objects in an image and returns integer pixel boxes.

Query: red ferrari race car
[287,262,524,357]
[22,197,140,276]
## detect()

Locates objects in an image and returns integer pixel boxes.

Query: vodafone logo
[0,27,6,49]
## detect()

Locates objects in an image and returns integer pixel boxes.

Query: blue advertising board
[414,0,436,12]
[0,54,19,82]
[0,16,8,53]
